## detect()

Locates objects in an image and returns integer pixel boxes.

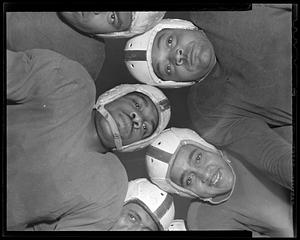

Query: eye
[128,213,137,223]
[195,153,202,165]
[110,12,116,21]
[186,175,193,186]
[142,123,147,131]
[142,123,150,137]
[133,100,140,109]
[167,36,173,47]
[108,12,118,25]
[166,64,172,74]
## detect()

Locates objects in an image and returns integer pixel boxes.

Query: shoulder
[187,200,234,230]
[187,74,232,142]
[75,151,128,226]
[78,151,128,202]
[38,48,96,102]
[188,71,227,110]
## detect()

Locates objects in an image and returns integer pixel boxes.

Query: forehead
[116,11,133,30]
[123,202,158,229]
[126,92,158,113]
[172,144,199,166]
[156,28,180,36]
[154,28,195,41]
[126,91,151,101]
[170,144,201,183]
[113,92,149,104]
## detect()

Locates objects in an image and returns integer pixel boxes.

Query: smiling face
[170,144,234,198]
[94,92,159,150]
[151,29,215,82]
[60,12,132,34]
[110,202,159,231]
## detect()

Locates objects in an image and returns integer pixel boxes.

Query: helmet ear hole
[151,158,154,163]
[129,43,133,47]
[131,64,134,68]
[158,141,161,145]
[160,193,164,196]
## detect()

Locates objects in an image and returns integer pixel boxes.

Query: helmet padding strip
[124,50,147,61]
[147,146,173,164]
[154,193,173,219]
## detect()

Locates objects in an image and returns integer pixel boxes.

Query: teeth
[212,171,220,185]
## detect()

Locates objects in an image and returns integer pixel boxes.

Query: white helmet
[93,84,171,152]
[125,178,175,230]
[96,12,166,38]
[168,219,187,231]
[124,18,216,88]
[145,127,236,204]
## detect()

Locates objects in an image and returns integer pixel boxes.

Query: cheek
[192,178,215,197]
[176,67,199,81]
[192,183,207,197]
[79,16,112,33]
[122,129,142,145]
[195,184,215,198]
[91,16,109,28]
[143,109,155,125]
[112,217,128,229]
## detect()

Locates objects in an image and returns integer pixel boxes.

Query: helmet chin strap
[94,105,123,150]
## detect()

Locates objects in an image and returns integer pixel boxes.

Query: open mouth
[209,169,222,186]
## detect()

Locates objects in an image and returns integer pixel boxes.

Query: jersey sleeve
[23,152,128,231]
[222,117,292,190]
[52,154,129,231]
[187,201,240,231]
[186,201,290,237]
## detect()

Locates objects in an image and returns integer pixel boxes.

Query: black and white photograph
[3,3,296,238]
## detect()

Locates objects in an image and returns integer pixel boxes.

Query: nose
[194,167,209,183]
[173,48,185,66]
[130,112,142,129]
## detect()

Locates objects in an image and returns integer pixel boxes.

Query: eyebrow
[129,209,142,223]
[138,93,148,107]
[154,32,166,79]
[189,148,197,164]
[179,148,197,186]
[157,31,164,50]
[180,169,189,187]
[138,93,158,131]
[114,12,122,30]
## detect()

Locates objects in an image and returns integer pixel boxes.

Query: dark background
[95,11,193,219]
